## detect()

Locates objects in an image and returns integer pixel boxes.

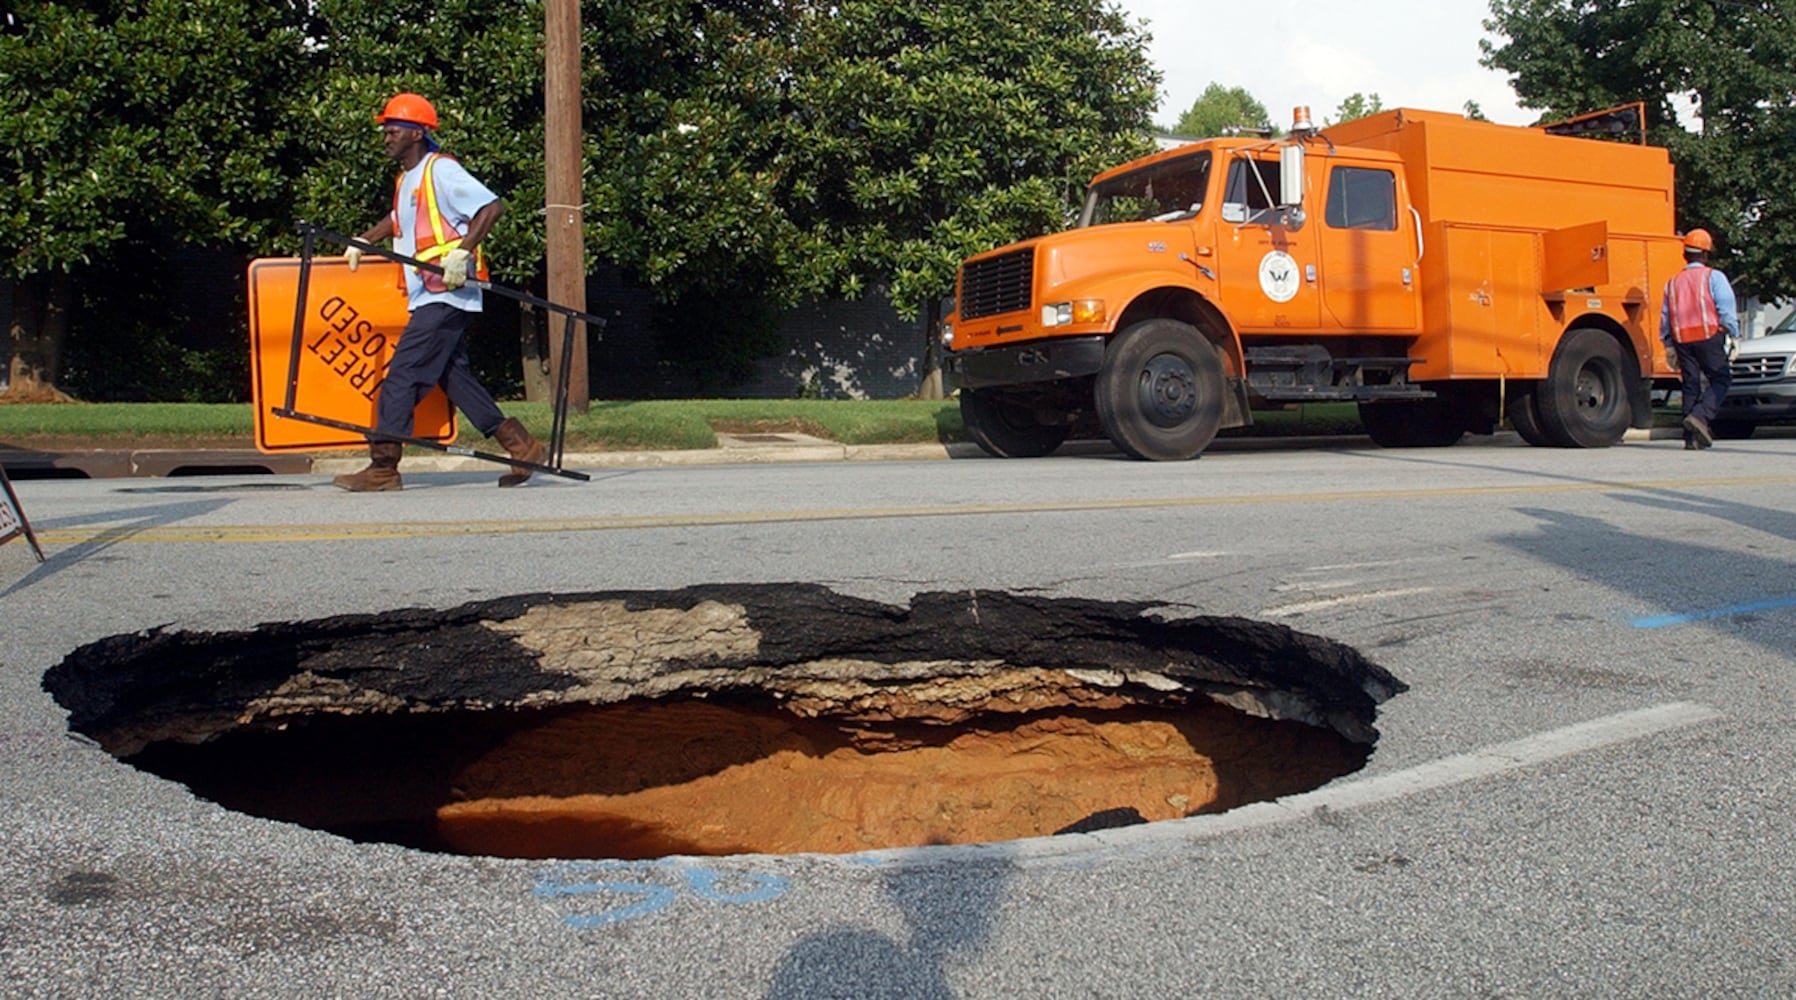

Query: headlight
[939,322,955,348]
[1040,300,1106,328]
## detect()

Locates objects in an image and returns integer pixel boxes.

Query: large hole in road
[43,585,1405,860]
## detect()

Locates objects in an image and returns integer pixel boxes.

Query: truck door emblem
[1259,251,1300,303]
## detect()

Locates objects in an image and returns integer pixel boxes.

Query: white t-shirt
[393,154,499,312]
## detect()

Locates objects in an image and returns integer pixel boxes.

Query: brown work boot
[493,417,546,487]
[1682,414,1713,448]
[331,441,403,492]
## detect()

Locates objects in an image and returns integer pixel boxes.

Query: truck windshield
[1080,151,1212,227]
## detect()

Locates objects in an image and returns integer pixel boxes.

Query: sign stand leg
[0,463,45,563]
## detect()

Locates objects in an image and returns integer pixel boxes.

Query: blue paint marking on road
[1632,593,1796,629]
[532,860,791,929]
[682,866,789,904]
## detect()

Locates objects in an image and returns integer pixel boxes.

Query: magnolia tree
[3,0,1159,399]
[1172,84,1276,138]
[1483,0,1796,301]
[0,0,314,400]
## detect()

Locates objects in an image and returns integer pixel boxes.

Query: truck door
[1214,153,1321,333]
[1315,163,1419,332]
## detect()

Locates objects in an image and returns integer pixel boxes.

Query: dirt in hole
[128,698,1364,859]
[45,584,1405,859]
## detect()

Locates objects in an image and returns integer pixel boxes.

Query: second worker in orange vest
[334,92,546,491]
[1659,228,1737,450]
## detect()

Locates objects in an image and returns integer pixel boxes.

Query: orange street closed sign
[247,257,457,453]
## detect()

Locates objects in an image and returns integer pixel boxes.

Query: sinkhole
[43,585,1405,860]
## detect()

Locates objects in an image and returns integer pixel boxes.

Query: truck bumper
[1718,382,1796,422]
[943,336,1107,391]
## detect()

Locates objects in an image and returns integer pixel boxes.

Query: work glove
[441,248,472,290]
[345,246,362,271]
[1726,335,1739,362]
[1664,349,1680,373]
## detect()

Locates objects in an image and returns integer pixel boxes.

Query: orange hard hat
[1682,228,1714,251]
[374,92,438,129]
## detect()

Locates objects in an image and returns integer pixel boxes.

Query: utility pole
[544,0,589,411]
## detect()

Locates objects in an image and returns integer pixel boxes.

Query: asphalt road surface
[2,434,1793,998]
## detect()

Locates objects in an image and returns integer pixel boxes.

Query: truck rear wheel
[1095,319,1225,461]
[1535,327,1631,448]
[960,388,1071,458]
[1505,385,1556,446]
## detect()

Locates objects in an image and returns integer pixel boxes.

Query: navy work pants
[1673,333,1732,426]
[375,303,505,439]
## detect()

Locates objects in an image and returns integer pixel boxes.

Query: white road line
[1302,557,1438,573]
[829,701,1723,868]
[1092,701,1724,851]
[1260,586,1435,618]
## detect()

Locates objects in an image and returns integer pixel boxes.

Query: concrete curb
[2,425,1696,480]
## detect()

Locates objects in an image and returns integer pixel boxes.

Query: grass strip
[1,398,1683,450]
[0,400,967,451]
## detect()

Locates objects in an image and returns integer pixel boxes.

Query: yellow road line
[33,474,1796,546]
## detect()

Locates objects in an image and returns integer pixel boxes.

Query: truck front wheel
[960,388,1072,458]
[1095,319,1225,461]
[1535,327,1632,448]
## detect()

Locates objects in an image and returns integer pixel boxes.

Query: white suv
[1715,330,1796,438]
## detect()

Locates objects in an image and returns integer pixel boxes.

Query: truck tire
[1534,327,1632,448]
[1357,398,1464,447]
[1505,384,1556,446]
[1095,319,1225,461]
[960,388,1071,458]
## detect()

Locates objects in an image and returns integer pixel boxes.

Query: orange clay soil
[434,700,1363,859]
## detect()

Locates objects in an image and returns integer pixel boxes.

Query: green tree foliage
[1171,83,1274,138]
[783,0,1159,320]
[1482,0,1796,300]
[575,1,809,386]
[0,0,316,398]
[1326,92,1384,126]
[2,0,1159,397]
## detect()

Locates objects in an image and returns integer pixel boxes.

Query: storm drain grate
[43,585,1405,860]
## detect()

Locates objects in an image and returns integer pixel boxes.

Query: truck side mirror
[1279,144,1305,208]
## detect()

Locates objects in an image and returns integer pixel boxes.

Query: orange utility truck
[941,105,1683,460]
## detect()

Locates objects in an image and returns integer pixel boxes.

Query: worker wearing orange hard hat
[335,93,546,491]
[1659,227,1737,449]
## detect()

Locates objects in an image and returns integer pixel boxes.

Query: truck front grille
[959,248,1034,321]
[1731,353,1793,382]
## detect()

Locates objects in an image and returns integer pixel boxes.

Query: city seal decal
[1258,250,1300,303]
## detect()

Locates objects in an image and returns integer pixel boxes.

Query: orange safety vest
[391,152,490,293]
[1665,265,1722,344]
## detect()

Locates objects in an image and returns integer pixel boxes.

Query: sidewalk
[1,426,1688,479]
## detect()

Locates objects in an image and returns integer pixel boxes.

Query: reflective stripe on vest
[1666,265,1721,344]
[390,153,490,292]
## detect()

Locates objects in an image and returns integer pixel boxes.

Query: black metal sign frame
[0,462,45,562]
[272,222,603,482]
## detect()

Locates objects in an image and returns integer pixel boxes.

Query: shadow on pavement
[765,849,1010,1000]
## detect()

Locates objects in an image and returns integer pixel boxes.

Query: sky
[1121,0,1532,132]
